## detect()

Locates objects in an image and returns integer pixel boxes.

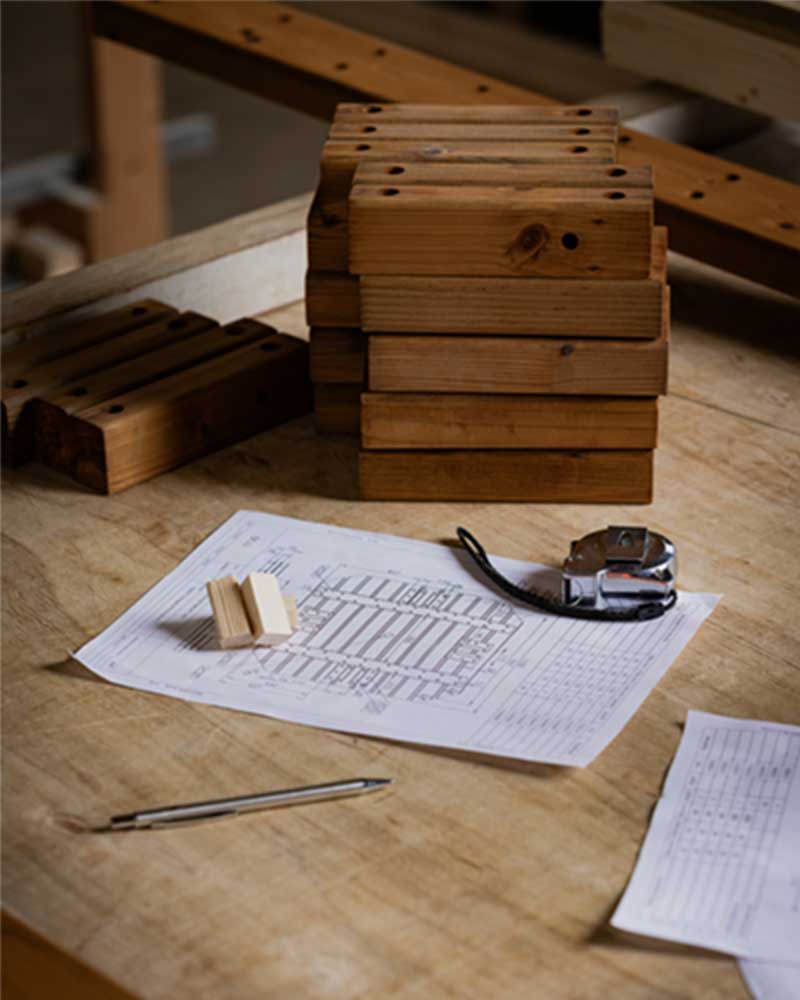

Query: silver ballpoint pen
[107,778,393,831]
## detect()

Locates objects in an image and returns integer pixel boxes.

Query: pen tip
[364,778,393,787]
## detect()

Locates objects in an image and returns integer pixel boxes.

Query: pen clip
[147,809,239,830]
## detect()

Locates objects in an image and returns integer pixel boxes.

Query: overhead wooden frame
[88,0,800,297]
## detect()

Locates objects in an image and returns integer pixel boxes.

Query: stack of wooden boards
[2,300,312,493]
[207,572,298,649]
[306,103,669,502]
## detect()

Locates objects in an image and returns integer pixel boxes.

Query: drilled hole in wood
[168,318,187,329]
[131,306,147,316]
[592,218,605,225]
[356,144,370,151]
[241,27,261,43]
[572,146,588,153]
[619,135,631,144]
[608,168,626,177]
[11,379,27,389]
[575,128,591,135]
[388,166,405,175]
[477,84,490,93]
[367,105,383,113]
[362,125,377,133]
[71,387,88,397]
[278,13,291,22]
[576,108,592,116]
[727,173,741,181]
[336,62,348,70]
[606,191,625,199]
[561,233,580,250]
[690,190,704,199]
[561,344,574,356]
[374,48,387,56]
[383,188,400,196]
[588,265,601,272]
[108,404,124,414]
[780,221,795,230]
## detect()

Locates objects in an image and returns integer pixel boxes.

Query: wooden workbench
[3,195,799,1000]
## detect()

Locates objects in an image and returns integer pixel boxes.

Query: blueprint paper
[612,712,800,960]
[74,511,718,767]
[740,961,800,1000]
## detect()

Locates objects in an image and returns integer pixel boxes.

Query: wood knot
[504,223,549,270]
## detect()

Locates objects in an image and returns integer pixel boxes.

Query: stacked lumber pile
[306,103,669,502]
[2,300,311,493]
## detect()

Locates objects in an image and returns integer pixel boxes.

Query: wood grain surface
[348,185,653,278]
[3,199,800,999]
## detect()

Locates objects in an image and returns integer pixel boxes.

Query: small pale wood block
[334,104,620,125]
[359,449,653,503]
[348,184,653,278]
[283,594,298,630]
[309,328,365,383]
[11,224,85,281]
[361,394,658,450]
[241,573,292,646]
[207,576,252,649]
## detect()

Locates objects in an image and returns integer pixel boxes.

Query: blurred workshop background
[2,0,798,287]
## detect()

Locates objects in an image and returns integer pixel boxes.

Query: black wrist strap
[456,527,677,623]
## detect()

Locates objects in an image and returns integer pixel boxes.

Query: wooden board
[361,277,664,338]
[2,310,215,466]
[350,160,651,194]
[5,190,799,1000]
[305,272,360,328]
[359,448,653,502]
[314,382,361,433]
[368,309,669,395]
[603,0,800,120]
[34,329,311,494]
[320,138,617,203]
[309,328,365,383]
[348,185,653,278]
[361,394,658,450]
[91,0,800,297]
[334,103,620,125]
[329,122,618,143]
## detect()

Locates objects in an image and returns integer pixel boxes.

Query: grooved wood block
[33,327,311,494]
[314,384,361,434]
[2,308,211,466]
[334,104,620,125]
[359,449,653,502]
[309,328,365,383]
[361,394,658,450]
[348,185,653,278]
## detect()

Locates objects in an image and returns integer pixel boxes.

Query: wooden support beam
[602,1,800,120]
[90,0,800,297]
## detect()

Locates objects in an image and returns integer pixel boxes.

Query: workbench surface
[3,243,799,999]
